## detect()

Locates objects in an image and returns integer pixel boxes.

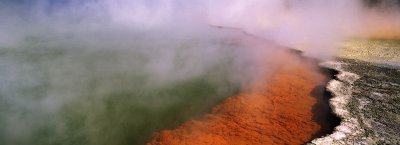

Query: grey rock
[312,59,400,145]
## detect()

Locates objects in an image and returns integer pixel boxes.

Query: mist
[0,0,399,145]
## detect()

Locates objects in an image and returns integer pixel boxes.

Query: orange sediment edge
[147,51,327,145]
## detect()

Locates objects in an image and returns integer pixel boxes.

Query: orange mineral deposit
[148,51,330,145]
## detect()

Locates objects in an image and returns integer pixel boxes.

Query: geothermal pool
[0,29,340,145]
[147,49,340,145]
[1,0,400,145]
[0,41,240,145]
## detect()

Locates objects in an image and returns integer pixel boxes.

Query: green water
[0,40,242,145]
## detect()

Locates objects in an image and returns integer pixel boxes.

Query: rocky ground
[311,39,400,144]
[340,39,400,67]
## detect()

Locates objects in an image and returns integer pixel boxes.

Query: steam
[0,0,399,145]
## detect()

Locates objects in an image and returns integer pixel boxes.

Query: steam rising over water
[1,0,400,145]
[0,28,270,144]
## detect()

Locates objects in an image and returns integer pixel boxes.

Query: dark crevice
[307,65,342,143]
[284,49,342,143]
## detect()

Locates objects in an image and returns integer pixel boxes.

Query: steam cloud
[0,0,399,145]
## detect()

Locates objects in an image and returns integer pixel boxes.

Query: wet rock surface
[313,58,400,144]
